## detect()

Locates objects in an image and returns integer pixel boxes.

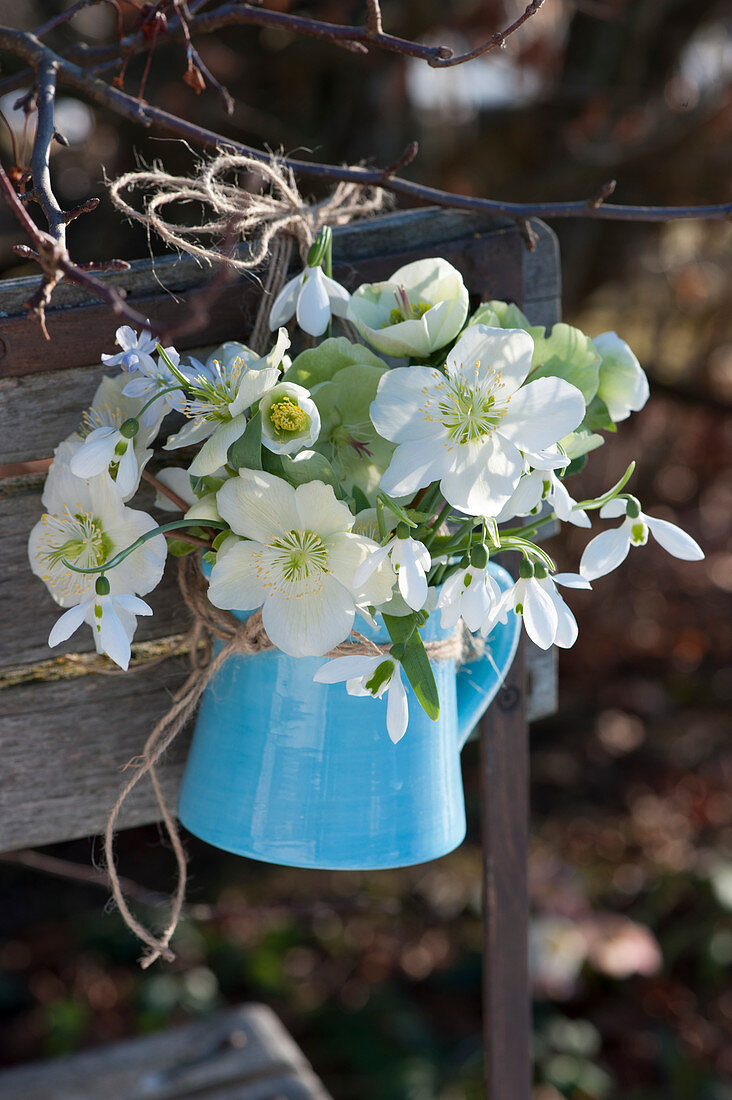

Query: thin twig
[35,0,123,42]
[141,467,189,511]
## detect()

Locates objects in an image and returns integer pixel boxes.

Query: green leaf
[261,448,284,477]
[189,473,225,498]
[166,539,198,557]
[283,337,388,389]
[530,322,601,403]
[385,616,440,722]
[279,450,343,496]
[378,493,418,528]
[227,410,263,471]
[469,299,539,335]
[582,395,617,434]
[352,486,371,514]
[559,428,605,461]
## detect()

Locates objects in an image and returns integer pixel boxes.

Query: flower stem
[62,519,228,575]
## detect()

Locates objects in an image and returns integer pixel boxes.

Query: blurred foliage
[0,1,730,1097]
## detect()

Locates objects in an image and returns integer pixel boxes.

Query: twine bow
[105,555,468,966]
[108,152,389,351]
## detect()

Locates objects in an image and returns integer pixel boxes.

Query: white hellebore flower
[260,381,321,455]
[28,441,167,608]
[436,549,502,632]
[49,581,153,670]
[348,258,469,358]
[482,563,591,650]
[371,325,586,517]
[347,258,468,358]
[175,330,290,476]
[580,497,704,580]
[269,263,350,337]
[354,529,430,612]
[101,324,157,375]
[208,471,394,657]
[313,655,409,743]
[592,331,650,422]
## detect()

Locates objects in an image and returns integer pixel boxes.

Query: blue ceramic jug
[177,561,520,869]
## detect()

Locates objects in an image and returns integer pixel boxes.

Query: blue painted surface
[178,562,520,869]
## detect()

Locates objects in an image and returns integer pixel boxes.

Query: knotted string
[105,555,466,966]
[108,153,389,351]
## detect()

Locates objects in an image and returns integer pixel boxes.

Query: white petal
[69,428,119,479]
[599,497,628,519]
[229,364,281,418]
[163,418,216,451]
[552,572,592,590]
[580,525,631,580]
[370,366,446,444]
[521,581,559,650]
[48,602,89,647]
[500,377,585,451]
[313,655,380,684]
[217,469,296,541]
[386,669,409,743]
[297,266,331,336]
[268,273,301,329]
[645,516,704,561]
[353,541,393,589]
[188,414,248,476]
[447,325,534,396]
[207,541,269,610]
[97,600,133,670]
[294,480,353,537]
[378,436,453,498]
[112,594,154,616]
[114,444,140,500]
[262,576,355,656]
[551,594,579,649]
[440,435,524,517]
[394,540,429,611]
[322,274,351,317]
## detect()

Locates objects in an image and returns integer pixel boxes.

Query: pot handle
[455,563,522,750]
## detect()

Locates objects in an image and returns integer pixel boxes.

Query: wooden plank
[480,638,531,1100]
[0,210,523,379]
[0,1003,332,1099]
[0,482,191,669]
[0,660,191,850]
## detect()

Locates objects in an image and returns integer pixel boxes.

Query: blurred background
[0,2,730,1097]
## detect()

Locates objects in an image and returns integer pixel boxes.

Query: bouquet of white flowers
[28,231,704,745]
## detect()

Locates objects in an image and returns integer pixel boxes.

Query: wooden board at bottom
[0,1002,332,1100]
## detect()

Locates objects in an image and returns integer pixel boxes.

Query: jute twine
[105,555,468,966]
[108,152,389,352]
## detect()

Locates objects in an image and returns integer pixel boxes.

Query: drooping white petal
[296,266,331,336]
[548,590,579,649]
[69,428,119,479]
[553,572,592,590]
[114,443,140,500]
[112,594,154,617]
[217,469,296,541]
[580,525,631,580]
[499,377,585,451]
[268,272,302,329]
[48,602,89,647]
[551,475,591,528]
[353,541,393,589]
[322,273,351,317]
[313,654,381,685]
[392,538,429,611]
[386,669,409,743]
[599,498,628,519]
[96,598,133,670]
[645,515,704,561]
[188,414,248,476]
[521,580,559,650]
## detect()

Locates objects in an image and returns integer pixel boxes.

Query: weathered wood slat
[0,1003,332,1099]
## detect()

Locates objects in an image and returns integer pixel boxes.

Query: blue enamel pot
[177,561,520,869]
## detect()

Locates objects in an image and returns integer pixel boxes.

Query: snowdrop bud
[470,544,489,569]
[625,496,641,518]
[119,417,139,439]
[519,559,535,579]
[95,575,110,596]
[533,562,548,579]
[396,522,411,540]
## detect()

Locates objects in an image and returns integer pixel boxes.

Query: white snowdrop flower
[313,654,409,743]
[28,444,166,609]
[370,325,586,518]
[481,563,590,651]
[354,528,431,612]
[208,471,394,657]
[170,330,289,476]
[580,497,704,580]
[592,331,650,422]
[259,381,321,455]
[348,258,469,358]
[122,344,182,425]
[498,468,590,528]
[69,374,161,501]
[49,578,153,670]
[101,324,157,375]
[436,548,502,632]
[269,263,351,337]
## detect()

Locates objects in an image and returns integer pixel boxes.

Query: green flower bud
[470,543,489,569]
[95,575,110,596]
[625,495,641,518]
[519,559,535,580]
[119,417,139,439]
[533,562,548,579]
[396,522,411,540]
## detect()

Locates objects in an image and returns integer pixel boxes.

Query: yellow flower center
[269,397,308,434]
